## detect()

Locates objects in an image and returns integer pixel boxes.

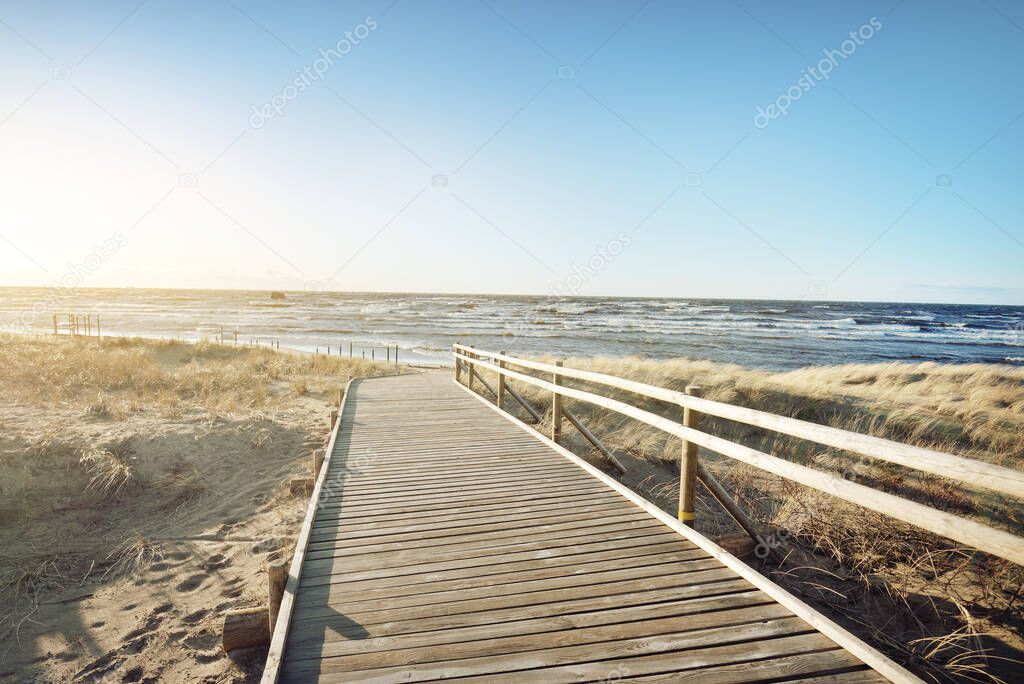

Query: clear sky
[1,0,1022,303]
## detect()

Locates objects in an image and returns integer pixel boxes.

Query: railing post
[454,344,461,382]
[267,557,287,634]
[552,361,564,443]
[678,385,703,527]
[497,351,506,410]
[468,351,476,391]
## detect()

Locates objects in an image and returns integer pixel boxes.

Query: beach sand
[0,337,392,682]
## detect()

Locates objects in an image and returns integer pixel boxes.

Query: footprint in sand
[201,553,231,571]
[185,631,222,664]
[121,666,145,682]
[74,650,124,682]
[175,573,206,592]
[182,608,208,625]
[219,582,244,598]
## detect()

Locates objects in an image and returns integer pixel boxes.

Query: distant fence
[53,313,101,337]
[46,317,400,365]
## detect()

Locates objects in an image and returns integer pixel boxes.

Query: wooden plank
[289,603,796,676]
[464,644,876,684]
[289,568,743,626]
[302,510,658,557]
[310,483,618,524]
[295,547,714,605]
[297,617,816,682]
[309,491,624,535]
[301,517,670,563]
[286,588,773,655]
[295,557,727,610]
[301,527,684,577]
[311,481,612,517]
[308,500,637,545]
[298,535,691,586]
[288,581,756,649]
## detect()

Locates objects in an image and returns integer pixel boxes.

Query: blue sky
[1,0,1022,303]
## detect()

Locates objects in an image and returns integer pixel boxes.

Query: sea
[1,288,1022,371]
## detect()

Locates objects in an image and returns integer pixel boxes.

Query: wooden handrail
[453,344,1024,500]
[454,347,1024,566]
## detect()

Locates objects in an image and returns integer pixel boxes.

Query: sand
[0,337,386,683]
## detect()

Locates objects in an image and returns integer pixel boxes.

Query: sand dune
[0,337,392,682]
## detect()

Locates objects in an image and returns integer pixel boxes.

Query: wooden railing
[453,344,1024,566]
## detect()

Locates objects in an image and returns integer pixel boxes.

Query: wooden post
[454,344,462,382]
[267,558,288,634]
[222,607,269,652]
[678,385,703,526]
[394,344,399,365]
[552,361,564,443]
[330,409,338,427]
[349,342,353,357]
[313,449,325,479]
[497,351,506,410]
[468,352,476,391]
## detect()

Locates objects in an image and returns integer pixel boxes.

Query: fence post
[267,557,287,634]
[552,361,564,443]
[468,351,476,391]
[678,385,703,526]
[454,344,462,383]
[497,351,506,410]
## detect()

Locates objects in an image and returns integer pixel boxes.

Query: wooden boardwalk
[271,371,894,683]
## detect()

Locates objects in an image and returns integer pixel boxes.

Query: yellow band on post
[677,511,695,521]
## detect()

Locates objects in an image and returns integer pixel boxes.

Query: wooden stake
[698,461,763,548]
[222,607,269,652]
[454,344,462,383]
[507,385,542,423]
[678,385,703,526]
[497,351,507,410]
[563,406,627,474]
[267,558,288,634]
[313,449,325,479]
[552,361,564,443]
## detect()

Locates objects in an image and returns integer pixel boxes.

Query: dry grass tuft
[79,440,139,497]
[103,532,163,580]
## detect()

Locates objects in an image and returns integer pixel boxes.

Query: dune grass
[0,335,396,641]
